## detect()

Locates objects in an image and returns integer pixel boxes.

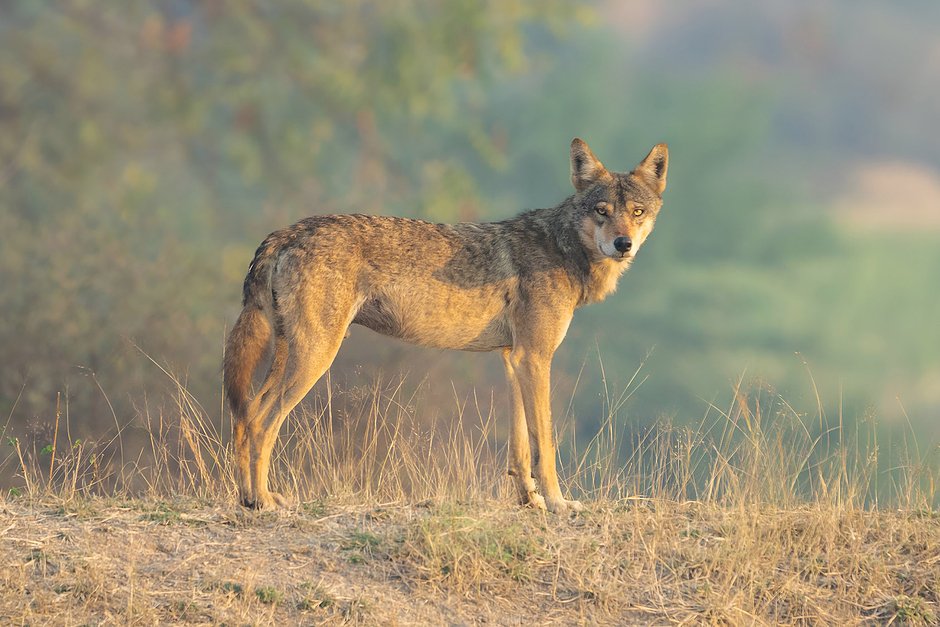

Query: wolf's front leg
[502,349,546,510]
[512,348,582,514]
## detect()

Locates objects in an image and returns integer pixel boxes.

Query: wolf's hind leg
[235,336,288,508]
[247,324,347,510]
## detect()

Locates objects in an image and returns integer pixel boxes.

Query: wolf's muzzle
[613,236,632,253]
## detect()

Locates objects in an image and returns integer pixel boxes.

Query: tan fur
[223,139,669,513]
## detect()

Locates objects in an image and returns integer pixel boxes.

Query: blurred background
[2,1,938,481]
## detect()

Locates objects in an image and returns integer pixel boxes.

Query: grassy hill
[3,380,938,625]
[4,496,938,625]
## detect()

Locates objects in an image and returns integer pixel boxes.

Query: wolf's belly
[351,287,512,352]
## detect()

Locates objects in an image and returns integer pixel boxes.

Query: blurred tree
[0,0,583,429]
[3,0,937,459]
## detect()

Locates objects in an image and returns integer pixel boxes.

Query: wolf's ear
[635,143,669,195]
[570,138,611,192]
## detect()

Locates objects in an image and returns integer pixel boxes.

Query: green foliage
[1,1,937,477]
[342,530,383,563]
[472,27,940,439]
[403,509,545,589]
[297,581,335,610]
[139,502,182,525]
[254,586,281,605]
[0,0,578,430]
[218,581,244,596]
[884,595,936,625]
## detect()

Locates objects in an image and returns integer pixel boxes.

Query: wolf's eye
[595,202,610,216]
[633,207,645,217]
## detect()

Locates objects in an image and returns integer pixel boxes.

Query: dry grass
[1,367,939,625]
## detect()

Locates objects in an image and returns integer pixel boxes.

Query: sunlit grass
[2,357,938,624]
[3,352,937,511]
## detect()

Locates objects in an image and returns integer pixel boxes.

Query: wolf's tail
[223,239,279,419]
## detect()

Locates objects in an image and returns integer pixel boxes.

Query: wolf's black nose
[614,236,632,253]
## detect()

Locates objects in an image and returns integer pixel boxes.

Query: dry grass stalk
[1,368,938,624]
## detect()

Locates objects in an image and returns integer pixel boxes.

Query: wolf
[223,138,668,513]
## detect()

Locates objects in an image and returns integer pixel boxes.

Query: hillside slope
[3,496,938,625]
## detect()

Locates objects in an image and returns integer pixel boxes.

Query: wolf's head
[570,138,668,264]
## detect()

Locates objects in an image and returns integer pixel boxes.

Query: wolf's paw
[546,497,583,515]
[523,492,547,511]
[243,491,293,511]
[268,491,293,509]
